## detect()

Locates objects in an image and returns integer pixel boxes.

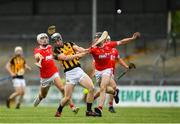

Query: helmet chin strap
[42,44,48,47]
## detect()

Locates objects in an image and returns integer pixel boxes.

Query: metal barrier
[152,54,166,85]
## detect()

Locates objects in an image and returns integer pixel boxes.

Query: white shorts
[40,72,60,87]
[12,78,26,87]
[65,67,88,85]
[95,68,113,83]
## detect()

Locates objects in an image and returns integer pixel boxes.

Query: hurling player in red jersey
[33,33,78,114]
[107,36,129,113]
[89,31,140,116]
[92,36,130,113]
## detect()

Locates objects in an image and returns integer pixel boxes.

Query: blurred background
[0,0,180,107]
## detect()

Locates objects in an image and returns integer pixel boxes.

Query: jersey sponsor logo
[111,55,116,60]
[98,53,111,59]
[99,54,107,59]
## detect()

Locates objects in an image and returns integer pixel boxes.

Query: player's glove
[128,63,136,69]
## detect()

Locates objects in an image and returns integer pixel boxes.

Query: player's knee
[100,83,107,90]
[16,91,21,96]
[65,96,71,102]
[20,91,25,96]
[111,82,117,90]
[112,86,116,90]
[16,90,23,96]
[100,86,106,92]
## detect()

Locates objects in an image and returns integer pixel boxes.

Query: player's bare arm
[34,53,43,61]
[58,52,86,61]
[73,45,88,53]
[25,64,31,71]
[117,32,141,45]
[117,58,129,69]
[6,62,16,77]
[34,53,44,68]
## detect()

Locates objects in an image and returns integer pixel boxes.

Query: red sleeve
[89,47,95,54]
[107,41,118,48]
[112,48,120,58]
[114,49,120,58]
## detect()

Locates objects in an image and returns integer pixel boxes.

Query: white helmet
[37,33,49,46]
[37,33,48,41]
[14,46,23,55]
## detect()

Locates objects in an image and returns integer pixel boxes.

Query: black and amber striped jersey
[9,55,26,75]
[53,42,81,72]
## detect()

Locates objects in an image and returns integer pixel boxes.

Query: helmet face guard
[93,32,109,47]
[94,32,103,39]
[92,32,103,46]
[37,33,49,47]
[51,33,63,42]
[51,33,63,47]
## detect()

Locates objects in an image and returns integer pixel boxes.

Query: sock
[87,103,92,111]
[38,95,43,100]
[69,103,74,109]
[98,106,103,110]
[109,101,113,107]
[16,96,23,108]
[57,104,64,113]
[17,96,23,104]
[113,90,117,96]
[94,96,98,100]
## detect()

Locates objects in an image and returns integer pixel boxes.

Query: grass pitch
[0,106,180,123]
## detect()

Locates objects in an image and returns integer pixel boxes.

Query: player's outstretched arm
[117,58,129,69]
[58,52,87,61]
[73,45,87,53]
[117,32,141,45]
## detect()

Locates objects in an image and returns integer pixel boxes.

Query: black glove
[129,63,136,69]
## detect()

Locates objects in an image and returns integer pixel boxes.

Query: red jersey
[90,42,118,71]
[110,48,120,74]
[34,45,59,78]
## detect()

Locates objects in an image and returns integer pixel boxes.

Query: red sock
[69,103,74,109]
[98,106,103,110]
[94,95,98,100]
[109,101,113,107]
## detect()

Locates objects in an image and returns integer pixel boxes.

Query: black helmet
[94,32,103,39]
[51,33,63,41]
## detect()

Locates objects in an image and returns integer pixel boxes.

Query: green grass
[0,106,180,123]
